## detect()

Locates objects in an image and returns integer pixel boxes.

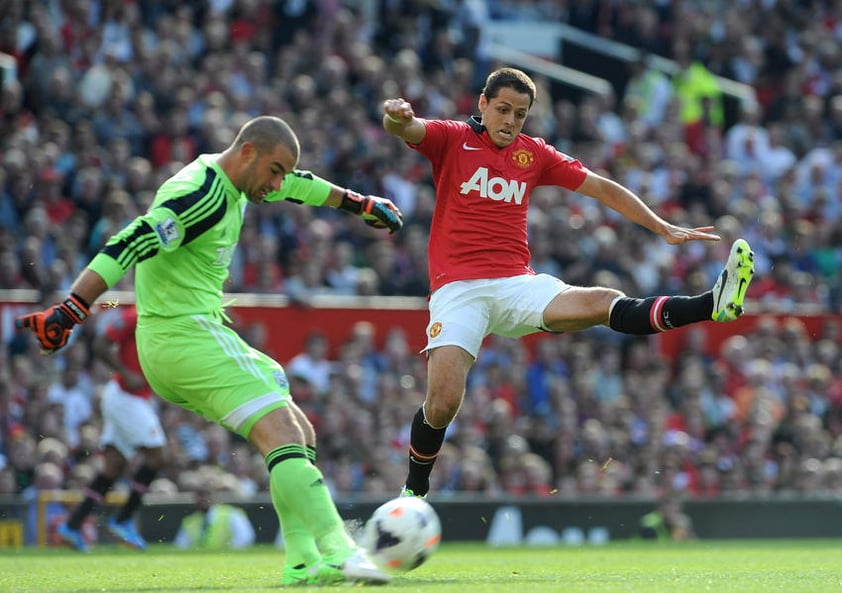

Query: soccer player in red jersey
[383,67,755,498]
[57,306,165,551]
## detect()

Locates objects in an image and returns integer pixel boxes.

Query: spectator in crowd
[638,494,695,541]
[623,52,673,133]
[6,431,37,495]
[0,467,17,494]
[382,66,754,499]
[174,481,256,551]
[45,351,94,450]
[287,330,335,397]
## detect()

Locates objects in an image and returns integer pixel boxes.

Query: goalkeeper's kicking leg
[251,403,389,585]
[136,317,389,586]
[274,402,330,586]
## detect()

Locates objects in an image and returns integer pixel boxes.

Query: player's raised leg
[603,239,755,335]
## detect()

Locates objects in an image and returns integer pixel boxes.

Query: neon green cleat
[281,565,310,587]
[281,564,317,587]
[711,238,755,322]
[283,549,389,586]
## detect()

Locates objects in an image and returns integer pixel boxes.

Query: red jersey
[410,118,588,291]
[103,307,152,399]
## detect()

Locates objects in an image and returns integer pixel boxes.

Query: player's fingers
[388,215,403,234]
[692,231,720,241]
[364,218,387,229]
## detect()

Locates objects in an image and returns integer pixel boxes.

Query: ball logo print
[362,497,442,573]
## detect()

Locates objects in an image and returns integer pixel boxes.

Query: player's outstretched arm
[382,98,426,144]
[575,170,720,244]
[273,171,403,234]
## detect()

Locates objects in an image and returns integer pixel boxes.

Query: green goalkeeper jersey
[88,154,332,318]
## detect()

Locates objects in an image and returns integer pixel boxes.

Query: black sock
[68,474,113,530]
[405,406,447,496]
[609,293,713,334]
[115,465,156,523]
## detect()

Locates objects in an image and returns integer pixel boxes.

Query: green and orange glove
[15,293,90,354]
[339,190,404,234]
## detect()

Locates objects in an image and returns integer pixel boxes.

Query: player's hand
[340,190,404,234]
[383,98,415,125]
[662,225,720,244]
[15,293,90,354]
[361,195,404,234]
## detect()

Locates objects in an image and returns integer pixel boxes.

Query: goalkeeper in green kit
[16,116,401,586]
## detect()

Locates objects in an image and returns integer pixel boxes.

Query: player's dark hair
[482,67,536,107]
[234,115,300,161]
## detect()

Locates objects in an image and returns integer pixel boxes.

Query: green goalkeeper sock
[275,445,321,569]
[276,499,321,569]
[266,445,355,558]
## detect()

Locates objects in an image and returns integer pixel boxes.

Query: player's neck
[215,150,240,187]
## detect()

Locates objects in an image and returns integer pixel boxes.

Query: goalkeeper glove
[15,293,90,354]
[339,190,403,234]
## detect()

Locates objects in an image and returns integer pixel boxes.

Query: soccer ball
[361,496,442,572]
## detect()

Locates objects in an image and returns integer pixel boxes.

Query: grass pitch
[2,540,841,593]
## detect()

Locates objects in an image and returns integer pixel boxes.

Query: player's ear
[478,93,487,113]
[240,141,258,163]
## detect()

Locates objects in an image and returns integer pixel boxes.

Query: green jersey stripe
[174,176,223,228]
[101,219,160,270]
[157,170,227,245]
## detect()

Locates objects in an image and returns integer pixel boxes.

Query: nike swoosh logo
[462,142,482,151]
[717,270,727,306]
[738,277,747,299]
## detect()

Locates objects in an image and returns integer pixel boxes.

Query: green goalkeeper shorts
[136,314,290,438]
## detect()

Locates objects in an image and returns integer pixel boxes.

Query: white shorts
[424,274,570,358]
[99,380,166,459]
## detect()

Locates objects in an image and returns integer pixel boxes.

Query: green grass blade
[2,541,841,593]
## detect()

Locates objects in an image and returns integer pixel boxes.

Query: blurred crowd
[1,0,842,511]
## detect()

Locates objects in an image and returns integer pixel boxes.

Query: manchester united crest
[512,149,534,169]
[429,321,442,338]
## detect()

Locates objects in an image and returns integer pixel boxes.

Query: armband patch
[155,217,180,247]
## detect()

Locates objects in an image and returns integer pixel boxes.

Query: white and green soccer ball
[362,496,442,572]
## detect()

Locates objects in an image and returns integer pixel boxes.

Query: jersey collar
[467,116,485,133]
[467,116,504,151]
